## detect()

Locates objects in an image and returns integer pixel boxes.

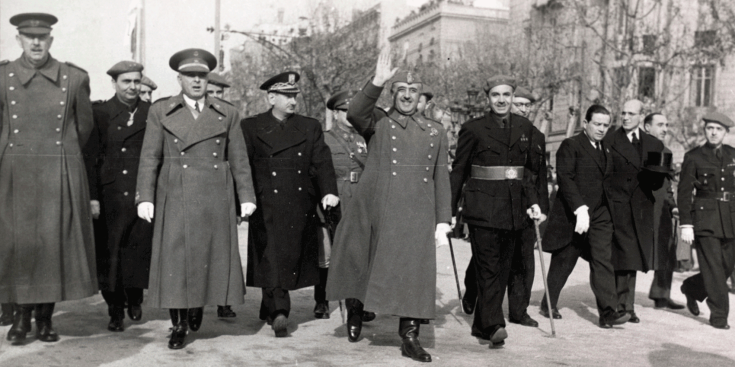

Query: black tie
[716,147,723,161]
[631,132,641,156]
[596,142,604,160]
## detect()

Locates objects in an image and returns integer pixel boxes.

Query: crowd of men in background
[1,11,735,363]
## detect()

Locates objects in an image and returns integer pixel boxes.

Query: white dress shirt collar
[182,94,206,112]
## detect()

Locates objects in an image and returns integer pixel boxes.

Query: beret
[207,72,231,88]
[484,75,516,93]
[513,86,535,103]
[140,75,157,90]
[107,60,144,78]
[391,70,422,85]
[703,112,734,128]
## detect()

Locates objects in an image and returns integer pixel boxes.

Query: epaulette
[65,61,87,73]
[0,60,9,66]
[211,96,233,106]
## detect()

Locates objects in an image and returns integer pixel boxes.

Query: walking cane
[534,218,556,337]
[446,237,463,306]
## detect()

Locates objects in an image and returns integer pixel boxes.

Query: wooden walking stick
[447,236,463,306]
[535,218,556,337]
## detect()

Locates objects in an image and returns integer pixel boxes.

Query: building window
[429,49,435,61]
[638,67,655,100]
[430,37,435,46]
[695,30,717,48]
[418,43,423,53]
[641,34,656,56]
[691,65,715,107]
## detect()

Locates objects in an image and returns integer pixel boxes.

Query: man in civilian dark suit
[603,99,665,323]
[540,105,630,327]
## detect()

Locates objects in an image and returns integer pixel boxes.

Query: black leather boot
[187,307,203,332]
[399,318,431,363]
[217,305,236,318]
[35,303,59,342]
[168,309,188,349]
[345,298,364,343]
[108,305,125,332]
[6,304,33,343]
[0,303,14,326]
[314,268,329,319]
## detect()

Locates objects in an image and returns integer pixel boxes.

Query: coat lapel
[107,98,147,140]
[483,114,508,145]
[256,111,307,155]
[180,98,228,150]
[611,128,641,169]
[160,95,195,143]
[509,114,524,147]
[575,133,603,171]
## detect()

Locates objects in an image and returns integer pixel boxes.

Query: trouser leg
[314,268,328,303]
[261,287,291,319]
[464,257,477,302]
[102,288,127,310]
[696,236,735,324]
[125,288,144,306]
[543,243,581,309]
[586,206,617,317]
[649,270,673,300]
[615,270,637,312]
[508,225,535,320]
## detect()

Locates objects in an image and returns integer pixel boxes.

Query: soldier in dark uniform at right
[679,112,735,330]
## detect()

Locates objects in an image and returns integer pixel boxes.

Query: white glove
[526,204,546,223]
[681,226,694,245]
[321,194,340,210]
[137,202,154,223]
[574,207,590,234]
[90,200,100,220]
[435,223,452,248]
[241,202,257,217]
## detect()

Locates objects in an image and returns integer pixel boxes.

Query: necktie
[631,132,641,156]
[596,141,604,160]
[190,101,200,119]
[716,147,723,161]
[194,101,200,112]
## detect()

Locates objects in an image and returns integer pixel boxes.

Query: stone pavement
[0,224,734,366]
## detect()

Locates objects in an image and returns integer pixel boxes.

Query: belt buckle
[505,167,518,180]
[723,192,731,202]
[350,172,359,183]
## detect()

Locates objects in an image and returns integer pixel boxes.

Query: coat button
[9,86,14,91]
[11,101,15,105]
[12,115,17,119]
[722,187,725,191]
[183,164,188,168]
[298,187,302,191]
[214,165,218,169]
[428,155,432,159]
[121,148,126,152]
[62,87,67,93]
[117,126,122,130]
[393,160,397,164]
[122,170,128,175]
[298,152,302,156]
[63,75,67,79]
[213,152,218,157]
[174,139,178,143]
[272,172,277,176]
[392,136,396,140]
[9,143,13,147]
[180,152,185,156]
[13,129,19,134]
[430,143,434,147]
[392,172,397,176]
[56,128,61,132]
[392,148,397,152]
[8,73,13,77]
[298,170,301,174]
[219,117,223,120]
[424,178,428,182]
[274,189,278,194]
[123,192,129,196]
[426,167,429,171]
[391,125,395,129]
[722,178,725,181]
[60,101,65,105]
[216,139,221,144]
[57,115,62,119]
[56,141,62,146]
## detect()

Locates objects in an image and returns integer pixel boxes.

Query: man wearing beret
[207,72,230,99]
[139,75,157,103]
[603,99,665,324]
[84,61,153,332]
[679,112,735,330]
[450,75,546,346]
[326,53,451,363]
[241,71,339,338]
[136,48,256,349]
[0,12,97,344]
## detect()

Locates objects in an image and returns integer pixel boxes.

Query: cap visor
[179,64,211,73]
[19,27,51,35]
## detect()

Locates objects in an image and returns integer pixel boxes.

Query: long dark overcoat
[603,127,664,271]
[0,56,97,303]
[651,146,676,270]
[136,94,255,309]
[326,83,452,319]
[241,111,338,290]
[85,97,153,291]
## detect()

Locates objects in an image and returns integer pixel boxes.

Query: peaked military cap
[391,70,422,85]
[168,48,216,73]
[260,71,300,93]
[208,72,231,88]
[107,60,144,78]
[484,75,516,93]
[140,75,158,90]
[10,13,57,35]
[327,90,358,111]
[703,112,734,129]
[514,86,536,103]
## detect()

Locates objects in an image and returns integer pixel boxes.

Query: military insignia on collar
[407,72,414,84]
[430,128,438,136]
[521,134,528,142]
[289,73,295,84]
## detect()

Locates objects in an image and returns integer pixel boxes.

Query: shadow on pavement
[648,343,735,367]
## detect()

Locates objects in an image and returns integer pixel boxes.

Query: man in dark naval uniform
[679,112,735,330]
[85,61,153,332]
[450,75,546,346]
[0,13,97,344]
[241,71,339,337]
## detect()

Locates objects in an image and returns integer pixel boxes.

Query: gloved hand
[435,223,452,248]
[137,202,154,223]
[526,204,546,223]
[241,202,257,217]
[90,200,100,220]
[681,226,694,245]
[321,194,340,210]
[574,207,590,234]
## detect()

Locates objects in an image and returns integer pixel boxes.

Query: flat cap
[514,86,536,103]
[168,48,216,73]
[260,71,300,94]
[207,72,231,88]
[391,70,422,85]
[327,90,359,111]
[107,61,144,78]
[140,75,157,90]
[703,112,734,129]
[484,75,516,93]
[10,13,57,35]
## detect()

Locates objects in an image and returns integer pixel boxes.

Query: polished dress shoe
[461,294,476,315]
[187,308,203,332]
[539,306,562,319]
[471,325,507,346]
[108,306,125,332]
[653,298,685,310]
[509,313,539,327]
[399,318,431,362]
[272,313,288,337]
[217,306,237,318]
[168,309,188,350]
[626,311,640,323]
[313,301,330,319]
[681,285,700,316]
[346,298,364,342]
[35,303,59,342]
[599,311,630,329]
[127,305,142,321]
[6,305,33,343]
[362,311,376,322]
[0,303,14,326]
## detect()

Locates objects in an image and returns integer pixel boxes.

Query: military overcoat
[85,97,153,291]
[241,110,338,290]
[136,94,255,308]
[323,126,368,209]
[326,83,452,319]
[0,56,97,303]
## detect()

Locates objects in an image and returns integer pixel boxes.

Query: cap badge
[30,20,40,27]
[407,72,414,84]
[288,74,295,84]
[193,51,199,56]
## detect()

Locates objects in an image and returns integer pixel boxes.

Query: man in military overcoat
[241,71,339,338]
[0,13,97,344]
[450,76,546,346]
[84,61,153,332]
[136,49,256,349]
[679,112,735,330]
[603,99,665,323]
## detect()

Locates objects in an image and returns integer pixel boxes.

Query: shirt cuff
[679,224,694,229]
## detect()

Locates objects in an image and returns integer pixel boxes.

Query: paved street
[0,224,734,366]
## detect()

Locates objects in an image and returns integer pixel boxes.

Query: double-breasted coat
[241,111,338,290]
[136,94,255,309]
[323,126,368,209]
[85,96,153,291]
[326,82,452,319]
[0,56,97,303]
[603,127,664,272]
